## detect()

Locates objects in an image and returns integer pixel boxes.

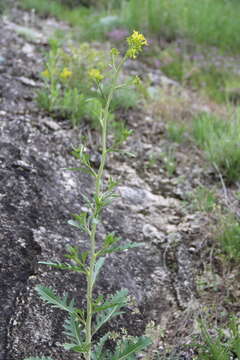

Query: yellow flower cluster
[60,67,72,80]
[41,69,50,78]
[110,48,120,57]
[133,76,141,86]
[126,31,148,59]
[88,68,104,82]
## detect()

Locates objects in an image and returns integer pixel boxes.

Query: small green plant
[195,317,240,359]
[161,148,177,177]
[192,112,226,148]
[166,121,187,143]
[188,65,228,103]
[160,49,190,83]
[192,111,240,183]
[25,32,151,360]
[109,86,139,111]
[217,214,240,262]
[191,185,217,213]
[144,152,158,170]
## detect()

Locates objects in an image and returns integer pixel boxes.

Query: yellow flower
[60,67,72,80]
[41,69,50,78]
[126,31,148,59]
[133,76,141,86]
[111,48,120,57]
[88,68,104,82]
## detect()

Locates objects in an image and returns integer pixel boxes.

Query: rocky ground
[1,3,240,360]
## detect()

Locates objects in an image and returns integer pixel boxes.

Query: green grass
[21,0,109,40]
[20,0,125,41]
[22,0,240,53]
[196,317,240,359]
[192,113,227,148]
[191,186,217,213]
[161,148,177,177]
[159,47,240,104]
[21,0,89,24]
[121,0,240,53]
[218,215,240,263]
[166,122,187,143]
[110,87,139,111]
[192,111,240,183]
[188,65,228,103]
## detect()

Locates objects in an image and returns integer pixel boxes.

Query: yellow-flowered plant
[60,67,72,80]
[27,32,150,360]
[41,69,50,78]
[88,68,104,82]
[126,30,148,59]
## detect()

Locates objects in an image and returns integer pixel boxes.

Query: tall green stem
[85,56,126,360]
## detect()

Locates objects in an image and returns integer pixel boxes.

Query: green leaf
[63,313,84,345]
[64,246,89,268]
[99,242,144,256]
[79,251,89,265]
[35,286,76,313]
[68,219,84,230]
[92,333,111,360]
[82,193,94,209]
[229,317,240,358]
[24,357,53,360]
[93,289,128,335]
[112,336,152,360]
[93,257,105,284]
[199,321,229,360]
[68,212,90,232]
[39,261,86,274]
[63,342,91,353]
[93,303,123,313]
[103,233,121,246]
[107,176,119,191]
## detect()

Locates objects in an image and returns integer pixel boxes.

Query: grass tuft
[196,317,240,359]
[166,122,187,143]
[191,186,217,213]
[217,214,240,262]
[192,111,240,183]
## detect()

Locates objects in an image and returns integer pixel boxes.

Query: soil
[0,3,239,360]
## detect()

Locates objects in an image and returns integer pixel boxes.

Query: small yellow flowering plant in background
[127,30,148,59]
[41,69,50,78]
[37,41,109,127]
[60,67,73,80]
[25,32,150,360]
[37,35,146,128]
[88,68,104,82]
